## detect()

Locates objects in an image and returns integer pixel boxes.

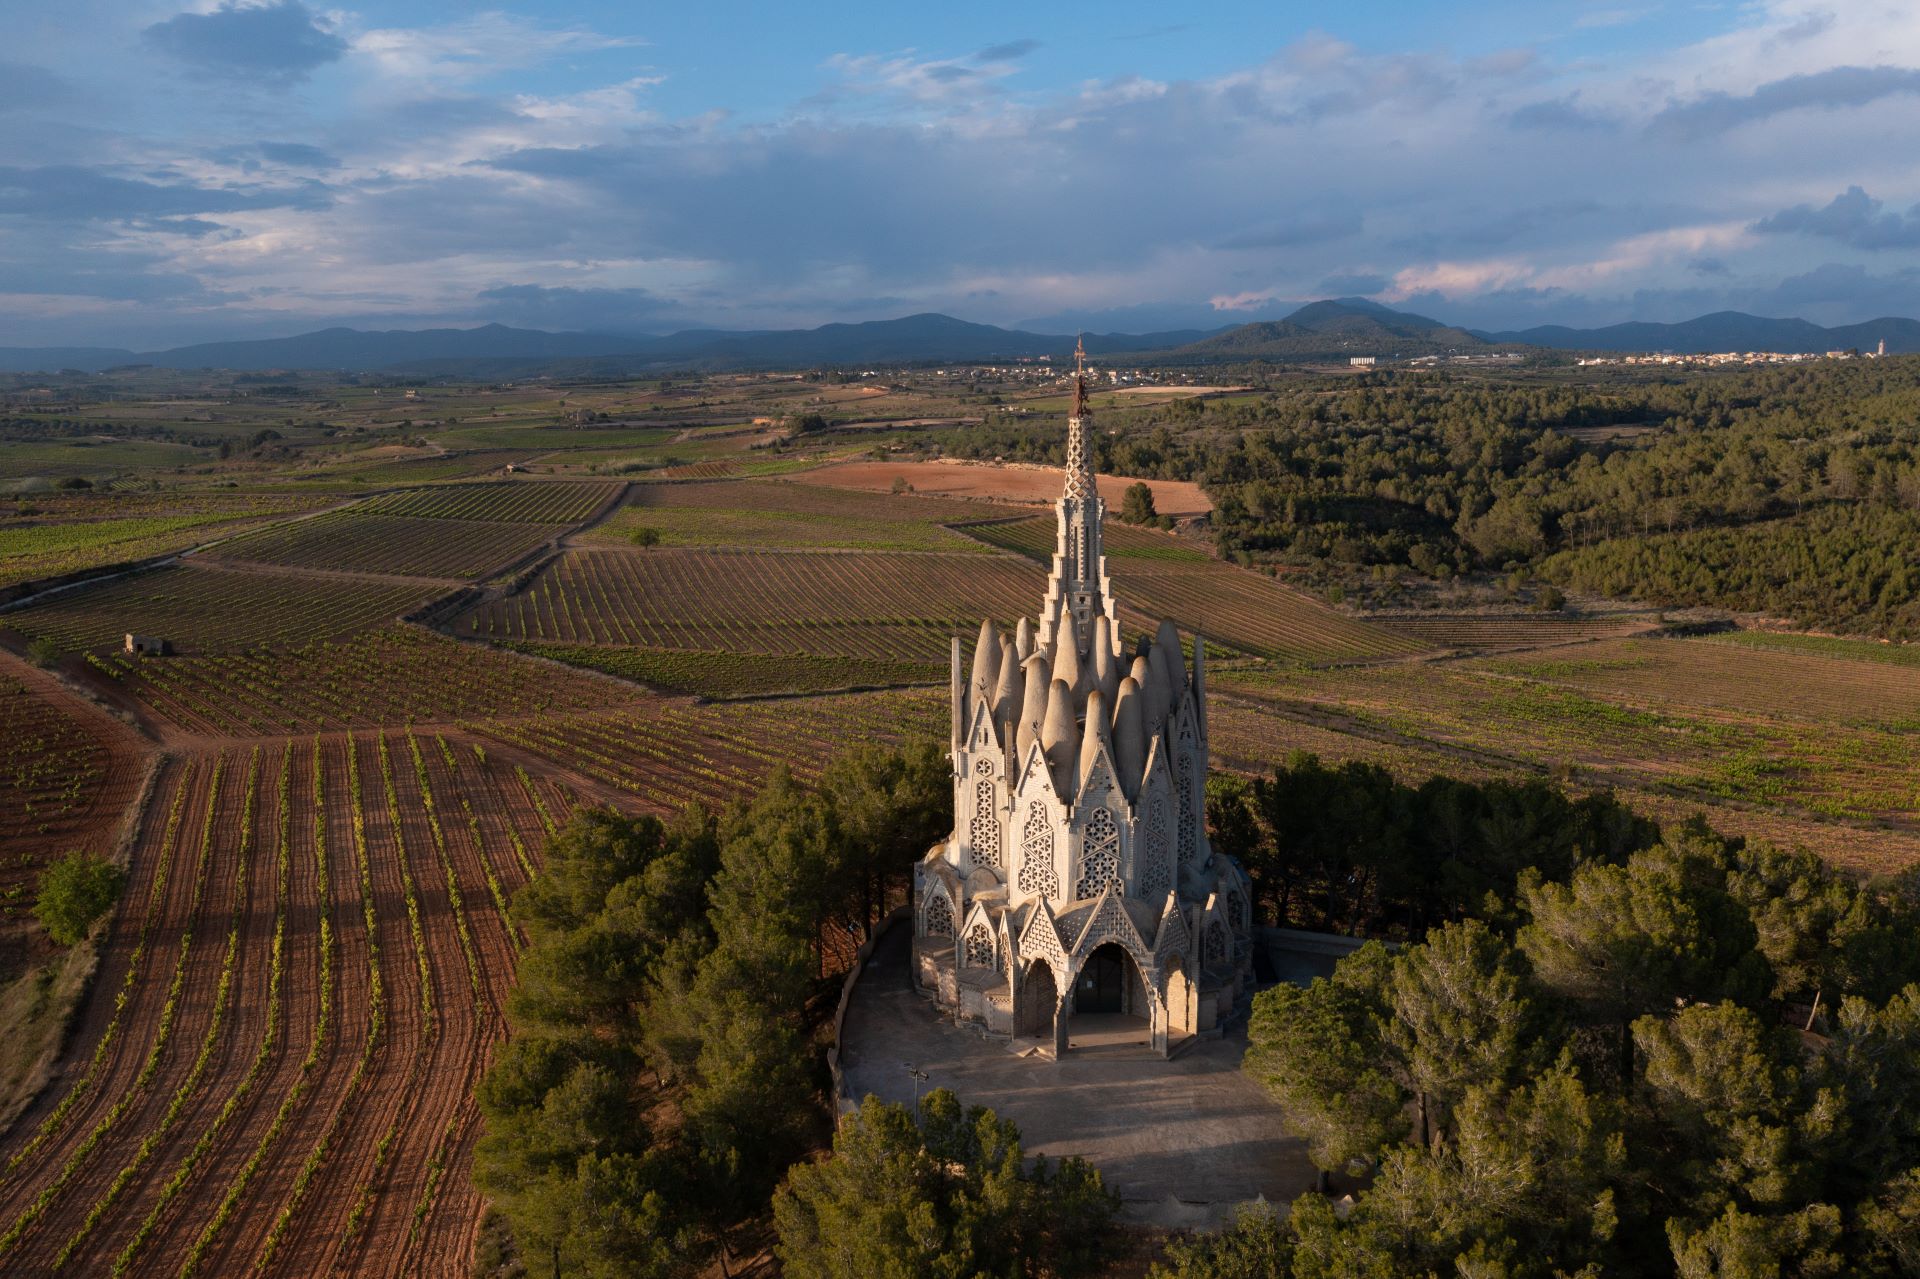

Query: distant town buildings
[1349,356,1377,367]
[1577,346,1888,368]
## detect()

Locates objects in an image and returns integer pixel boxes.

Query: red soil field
[0,732,572,1278]
[0,651,149,962]
[794,459,1215,517]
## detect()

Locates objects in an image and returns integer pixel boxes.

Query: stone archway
[1068,942,1152,1051]
[1163,952,1196,1046]
[1016,959,1063,1054]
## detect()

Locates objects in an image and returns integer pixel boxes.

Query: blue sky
[4,1,1920,346]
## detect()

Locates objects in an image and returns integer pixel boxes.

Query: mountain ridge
[3,303,1915,375]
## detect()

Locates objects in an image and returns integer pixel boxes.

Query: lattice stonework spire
[1063,337,1095,502]
[1040,337,1119,656]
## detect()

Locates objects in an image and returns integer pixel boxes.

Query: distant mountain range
[1475,311,1920,355]
[2,301,1914,376]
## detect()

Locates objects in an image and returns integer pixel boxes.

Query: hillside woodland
[949,358,1920,637]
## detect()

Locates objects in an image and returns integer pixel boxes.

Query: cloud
[1650,65,1920,138]
[976,40,1039,63]
[1575,8,1653,29]
[143,1,346,81]
[15,0,1920,346]
[1216,212,1362,250]
[0,165,331,221]
[1509,96,1614,131]
[350,13,644,88]
[821,48,1027,104]
[475,284,693,333]
[1316,271,1390,295]
[1753,185,1920,250]
[1765,261,1920,311]
[0,61,67,112]
[257,142,338,169]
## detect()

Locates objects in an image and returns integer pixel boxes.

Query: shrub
[27,636,62,668]
[36,852,125,946]
[628,526,662,548]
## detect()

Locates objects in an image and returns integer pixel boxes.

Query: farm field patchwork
[793,460,1215,515]
[204,512,561,580]
[581,479,1017,552]
[1468,636,1920,726]
[469,687,949,813]
[352,480,622,525]
[1115,560,1428,663]
[89,627,626,736]
[956,514,1211,562]
[1215,644,1920,867]
[3,564,435,654]
[0,440,208,485]
[1374,612,1662,650]
[458,547,1049,662]
[634,455,824,482]
[461,543,1419,668]
[511,643,944,698]
[0,493,334,588]
[1699,629,1920,669]
[7,365,1920,1276]
[320,449,545,485]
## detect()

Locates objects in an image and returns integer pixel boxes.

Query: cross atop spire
[1072,334,1087,417]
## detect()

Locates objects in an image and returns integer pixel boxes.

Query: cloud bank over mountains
[3,0,1920,346]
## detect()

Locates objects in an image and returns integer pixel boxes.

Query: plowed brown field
[0,733,569,1278]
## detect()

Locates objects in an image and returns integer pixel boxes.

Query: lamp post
[902,1062,930,1121]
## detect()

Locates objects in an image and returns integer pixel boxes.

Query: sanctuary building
[913,345,1255,1057]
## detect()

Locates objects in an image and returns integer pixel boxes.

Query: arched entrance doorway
[1164,952,1195,1045]
[1017,960,1061,1050]
[1068,943,1151,1051]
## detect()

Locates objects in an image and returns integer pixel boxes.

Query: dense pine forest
[949,358,1920,636]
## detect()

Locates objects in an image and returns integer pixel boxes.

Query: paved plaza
[839,926,1318,1226]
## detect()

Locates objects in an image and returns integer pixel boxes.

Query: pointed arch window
[1075,807,1121,900]
[1018,802,1058,898]
[923,891,955,939]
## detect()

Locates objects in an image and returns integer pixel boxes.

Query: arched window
[1018,802,1058,898]
[1175,721,1198,865]
[1205,918,1228,967]
[1139,796,1171,903]
[923,891,954,939]
[969,778,1001,871]
[964,922,995,969]
[1075,808,1121,900]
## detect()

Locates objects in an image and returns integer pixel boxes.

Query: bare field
[0,733,571,1277]
[794,459,1214,516]
[583,478,1020,553]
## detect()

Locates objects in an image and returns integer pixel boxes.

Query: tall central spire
[1040,335,1117,658]
[1063,335,1094,501]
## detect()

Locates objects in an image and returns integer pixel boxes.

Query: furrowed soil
[794,459,1214,516]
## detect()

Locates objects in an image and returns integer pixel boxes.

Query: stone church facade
[912,349,1254,1057]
